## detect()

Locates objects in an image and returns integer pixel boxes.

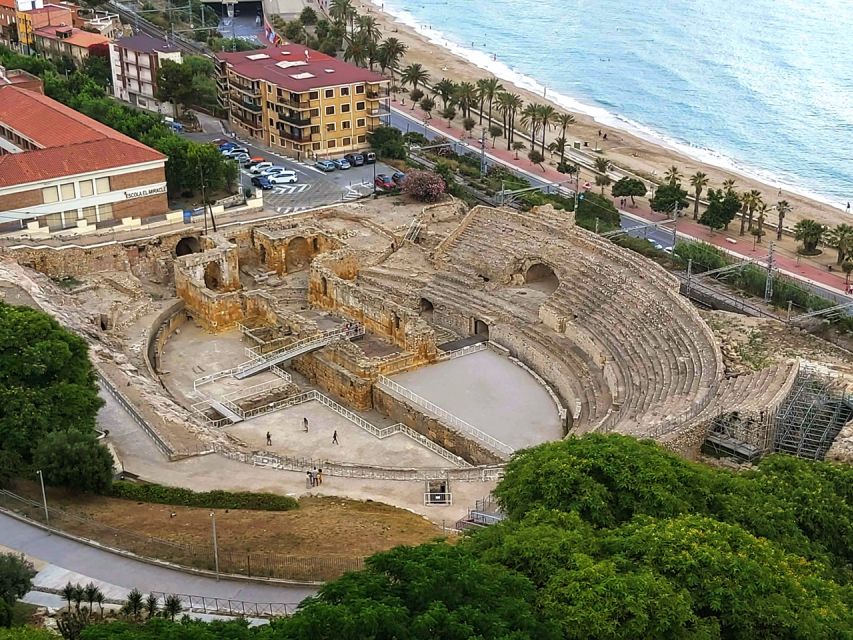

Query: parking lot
[188,131,399,214]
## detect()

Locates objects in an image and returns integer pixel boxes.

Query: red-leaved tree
[401,170,446,202]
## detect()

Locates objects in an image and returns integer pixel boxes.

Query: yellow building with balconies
[215,47,390,160]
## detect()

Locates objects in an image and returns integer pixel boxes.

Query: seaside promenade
[391,102,853,298]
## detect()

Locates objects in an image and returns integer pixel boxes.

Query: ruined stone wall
[174,270,243,332]
[372,386,502,466]
[292,351,374,411]
[253,228,343,276]
[146,300,188,375]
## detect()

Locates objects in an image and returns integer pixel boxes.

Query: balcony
[366,88,390,99]
[230,82,260,97]
[281,113,312,126]
[277,128,318,143]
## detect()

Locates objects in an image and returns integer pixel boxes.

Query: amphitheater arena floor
[390,349,564,450]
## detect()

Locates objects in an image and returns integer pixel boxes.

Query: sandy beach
[355,0,849,231]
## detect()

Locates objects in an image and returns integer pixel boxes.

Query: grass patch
[109,481,298,512]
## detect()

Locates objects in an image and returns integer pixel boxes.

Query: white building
[109,33,181,114]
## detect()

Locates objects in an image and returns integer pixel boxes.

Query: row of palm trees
[60,582,183,622]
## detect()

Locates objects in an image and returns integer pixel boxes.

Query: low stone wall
[372,386,502,466]
[145,299,187,375]
[292,351,373,411]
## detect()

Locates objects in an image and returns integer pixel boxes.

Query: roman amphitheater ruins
[1,196,851,523]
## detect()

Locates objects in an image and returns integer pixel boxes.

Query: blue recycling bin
[183,210,193,224]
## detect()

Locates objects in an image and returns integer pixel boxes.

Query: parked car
[374,173,396,190]
[363,151,376,164]
[344,153,365,166]
[391,171,407,185]
[243,156,266,167]
[168,121,184,133]
[261,165,289,176]
[315,159,336,172]
[229,153,250,164]
[222,146,248,157]
[251,176,273,190]
[268,171,298,184]
[332,158,351,170]
[250,162,274,174]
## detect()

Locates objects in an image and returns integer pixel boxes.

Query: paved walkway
[0,513,316,604]
[392,105,853,297]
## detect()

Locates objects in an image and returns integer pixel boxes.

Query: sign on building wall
[124,184,167,199]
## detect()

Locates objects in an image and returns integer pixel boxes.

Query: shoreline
[357,0,851,229]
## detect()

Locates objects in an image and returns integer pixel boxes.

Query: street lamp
[36,470,49,527]
[210,512,220,580]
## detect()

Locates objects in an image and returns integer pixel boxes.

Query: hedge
[110,481,299,511]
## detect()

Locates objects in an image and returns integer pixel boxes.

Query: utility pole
[479,128,486,176]
[36,470,49,527]
[686,258,693,296]
[765,241,775,303]
[210,512,220,580]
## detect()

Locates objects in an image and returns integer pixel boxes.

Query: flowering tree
[402,170,446,202]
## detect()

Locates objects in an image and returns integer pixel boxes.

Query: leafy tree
[156,56,217,118]
[699,188,740,233]
[794,218,826,254]
[300,6,317,25]
[418,95,435,117]
[610,177,647,205]
[401,170,445,202]
[512,140,525,159]
[143,593,158,620]
[82,53,111,88]
[0,554,36,606]
[367,125,407,159]
[408,87,423,108]
[688,171,708,219]
[462,116,475,136]
[121,589,144,620]
[33,430,113,493]
[439,104,456,126]
[843,259,853,286]
[527,149,544,170]
[0,627,57,639]
[162,595,183,621]
[0,599,11,629]
[649,182,689,216]
[488,124,503,147]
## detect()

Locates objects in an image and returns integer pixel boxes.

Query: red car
[374,174,396,190]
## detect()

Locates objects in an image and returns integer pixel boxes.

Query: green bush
[110,481,298,511]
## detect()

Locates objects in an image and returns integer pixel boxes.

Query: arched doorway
[286,236,310,272]
[258,244,267,266]
[204,261,222,290]
[321,276,328,296]
[419,297,434,319]
[175,236,201,256]
[474,318,489,339]
[524,262,559,294]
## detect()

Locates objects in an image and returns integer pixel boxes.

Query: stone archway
[321,276,328,296]
[524,262,559,294]
[286,236,310,272]
[204,261,222,290]
[419,297,434,319]
[175,236,201,256]
[474,318,489,339]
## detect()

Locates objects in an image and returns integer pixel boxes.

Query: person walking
[303,417,309,432]
[306,471,312,489]
[266,431,272,446]
[317,468,323,485]
[332,430,338,445]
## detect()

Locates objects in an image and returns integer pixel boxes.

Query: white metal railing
[423,492,453,506]
[437,341,488,361]
[245,325,364,361]
[376,375,514,457]
[221,377,290,404]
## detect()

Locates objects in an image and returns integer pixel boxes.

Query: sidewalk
[392,103,852,297]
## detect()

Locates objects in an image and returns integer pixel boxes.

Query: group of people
[307,467,323,487]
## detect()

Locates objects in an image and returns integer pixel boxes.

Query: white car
[250,162,274,174]
[222,147,249,157]
[261,165,289,176]
[268,172,298,184]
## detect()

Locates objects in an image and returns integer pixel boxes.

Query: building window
[42,186,59,203]
[342,137,351,146]
[342,120,351,129]
[311,126,320,134]
[355,84,364,94]
[340,86,350,96]
[309,90,319,100]
[357,135,367,143]
[356,118,366,128]
[79,180,94,197]
[325,105,335,115]
[356,101,365,111]
[98,203,113,221]
[312,142,321,150]
[271,135,277,144]
[96,177,110,194]
[326,123,335,132]
[81,206,97,224]
[325,88,335,98]
[62,210,77,227]
[44,212,63,231]
[341,103,350,113]
[60,182,75,200]
[327,139,336,148]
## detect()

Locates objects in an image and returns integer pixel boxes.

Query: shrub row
[110,481,298,511]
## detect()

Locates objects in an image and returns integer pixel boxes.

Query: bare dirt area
[13,482,443,561]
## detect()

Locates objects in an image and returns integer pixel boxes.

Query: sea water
[375,0,853,208]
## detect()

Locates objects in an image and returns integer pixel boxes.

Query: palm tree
[520,103,541,150]
[754,203,767,243]
[94,592,105,618]
[548,136,568,168]
[825,223,853,264]
[689,172,709,220]
[440,104,456,126]
[722,178,737,195]
[536,104,556,155]
[793,219,827,254]
[593,157,611,194]
[72,585,84,612]
[84,583,100,613]
[62,582,75,611]
[144,592,159,620]
[512,140,525,160]
[555,113,575,145]
[123,588,144,620]
[595,173,612,194]
[663,165,683,185]
[775,199,791,241]
[355,14,381,45]
[454,81,478,120]
[376,37,407,87]
[745,189,763,232]
[497,92,523,150]
[843,259,853,287]
[431,78,456,110]
[477,77,503,127]
[400,63,429,95]
[163,595,183,622]
[739,190,758,236]
[343,34,369,67]
[328,0,353,30]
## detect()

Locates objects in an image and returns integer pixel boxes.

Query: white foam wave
[372,0,847,210]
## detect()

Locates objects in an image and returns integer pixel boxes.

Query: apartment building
[33,24,109,65]
[0,65,42,92]
[215,46,390,159]
[0,85,168,235]
[110,33,181,114]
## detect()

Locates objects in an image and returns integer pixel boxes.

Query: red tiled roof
[216,45,387,92]
[0,86,165,188]
[0,0,16,9]
[34,25,110,47]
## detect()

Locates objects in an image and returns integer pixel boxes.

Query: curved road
[0,513,316,605]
